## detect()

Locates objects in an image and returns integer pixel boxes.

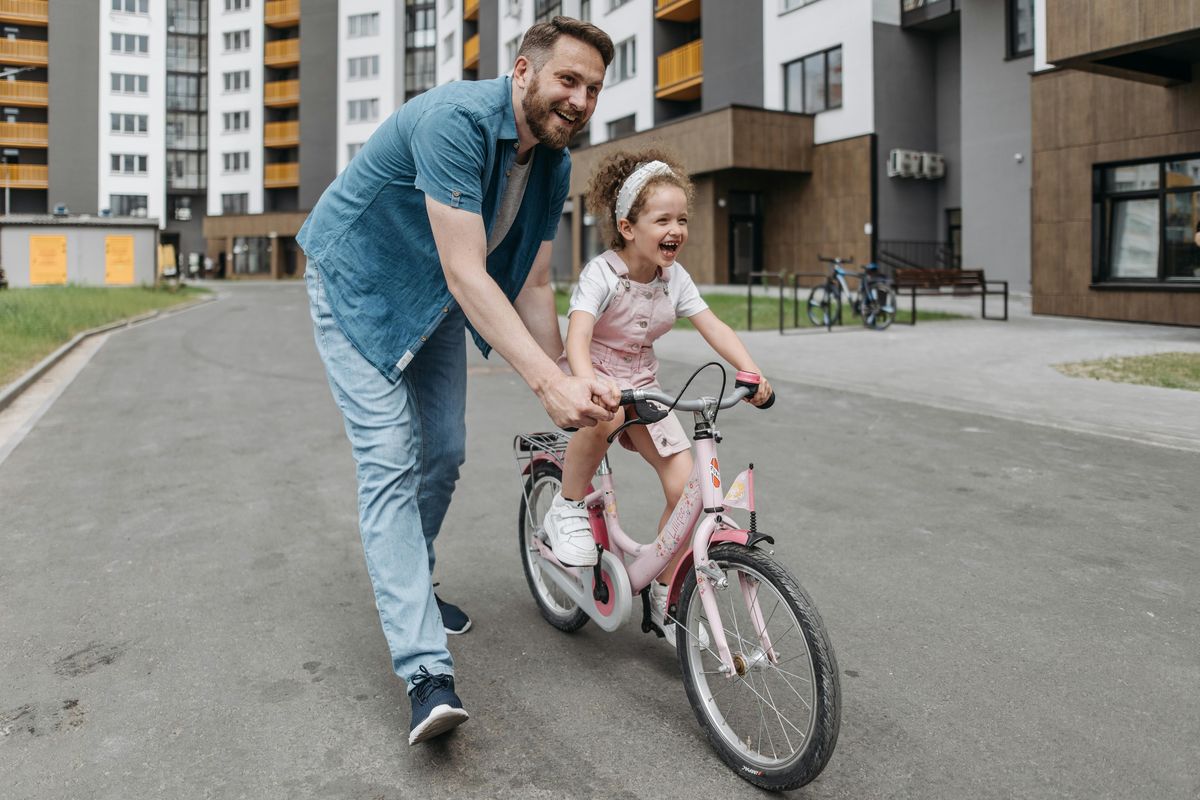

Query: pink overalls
[559,249,690,458]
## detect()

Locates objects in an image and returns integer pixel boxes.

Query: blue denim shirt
[296,76,571,381]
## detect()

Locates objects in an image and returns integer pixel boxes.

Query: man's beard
[522,75,581,150]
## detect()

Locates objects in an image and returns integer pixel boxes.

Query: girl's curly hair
[584,149,694,251]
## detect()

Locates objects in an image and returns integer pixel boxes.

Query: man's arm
[425,195,617,427]
[513,240,564,361]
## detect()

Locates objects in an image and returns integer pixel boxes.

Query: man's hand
[538,374,620,429]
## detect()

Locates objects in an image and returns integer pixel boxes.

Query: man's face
[520,36,606,150]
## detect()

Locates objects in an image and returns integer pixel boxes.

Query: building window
[111,73,149,95]
[110,194,148,216]
[443,32,455,63]
[111,33,150,54]
[1095,156,1200,284]
[348,12,380,38]
[223,110,250,131]
[348,98,380,123]
[167,153,206,191]
[405,0,437,100]
[606,114,635,139]
[166,35,204,72]
[1006,0,1034,58]
[534,0,561,23]
[608,0,632,10]
[349,54,381,79]
[580,0,591,21]
[784,45,842,114]
[780,0,821,11]
[111,113,150,134]
[112,0,149,13]
[167,113,206,149]
[110,153,149,174]
[222,193,249,214]
[606,36,635,85]
[166,74,204,112]
[224,0,250,10]
[222,151,250,173]
[223,70,251,92]
[223,30,250,52]
[506,0,522,18]
[348,142,365,160]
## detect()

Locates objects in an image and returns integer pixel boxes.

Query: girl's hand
[748,375,773,406]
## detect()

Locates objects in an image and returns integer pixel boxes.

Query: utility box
[0,215,160,288]
[887,148,923,178]
[921,152,946,180]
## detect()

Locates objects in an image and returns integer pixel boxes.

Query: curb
[0,293,217,415]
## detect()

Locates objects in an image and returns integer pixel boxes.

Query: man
[297,17,617,745]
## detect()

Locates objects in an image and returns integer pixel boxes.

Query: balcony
[656,39,702,101]
[0,121,47,147]
[0,80,46,107]
[264,120,299,148]
[900,0,960,31]
[264,38,300,68]
[0,162,47,189]
[264,78,300,106]
[0,0,48,26]
[463,33,480,70]
[264,0,300,27]
[655,0,700,22]
[0,37,48,67]
[463,0,479,21]
[264,161,299,188]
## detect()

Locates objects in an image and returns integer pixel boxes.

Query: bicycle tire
[863,282,896,330]
[676,544,840,791]
[806,283,839,331]
[517,462,589,632]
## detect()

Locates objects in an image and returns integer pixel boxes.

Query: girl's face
[621,184,688,269]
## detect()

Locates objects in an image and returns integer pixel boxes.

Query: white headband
[614,160,675,224]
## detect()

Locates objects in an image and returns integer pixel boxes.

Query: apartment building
[0,0,49,216]
[1031,0,1199,326]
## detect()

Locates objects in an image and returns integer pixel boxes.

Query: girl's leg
[624,424,694,579]
[544,411,626,567]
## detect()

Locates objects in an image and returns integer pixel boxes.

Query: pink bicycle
[514,366,840,791]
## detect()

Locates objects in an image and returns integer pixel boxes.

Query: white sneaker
[542,492,597,567]
[650,581,710,649]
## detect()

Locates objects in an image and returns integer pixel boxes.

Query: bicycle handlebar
[619,374,776,413]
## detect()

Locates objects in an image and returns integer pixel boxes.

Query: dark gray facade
[700,1,762,112]
[960,0,1031,290]
[299,0,338,209]
[480,0,499,80]
[48,1,100,215]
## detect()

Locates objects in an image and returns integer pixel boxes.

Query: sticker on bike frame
[709,457,720,488]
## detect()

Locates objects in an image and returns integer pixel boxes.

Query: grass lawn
[554,289,964,330]
[0,285,208,388]
[1054,352,1200,392]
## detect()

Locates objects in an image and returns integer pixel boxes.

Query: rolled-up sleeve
[542,153,572,241]
[411,104,486,215]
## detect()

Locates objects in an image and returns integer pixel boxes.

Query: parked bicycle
[806,256,897,331]
[514,366,840,792]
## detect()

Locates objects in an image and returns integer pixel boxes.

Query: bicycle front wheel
[806,284,840,331]
[676,544,840,792]
[863,283,896,330]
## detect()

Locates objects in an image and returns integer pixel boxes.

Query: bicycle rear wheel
[676,544,840,791]
[806,284,840,331]
[517,462,589,632]
[863,283,896,330]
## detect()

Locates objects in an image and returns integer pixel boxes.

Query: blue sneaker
[408,666,469,745]
[435,590,471,635]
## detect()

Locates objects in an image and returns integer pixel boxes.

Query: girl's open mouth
[659,241,680,260]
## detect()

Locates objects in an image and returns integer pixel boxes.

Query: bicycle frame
[518,411,779,676]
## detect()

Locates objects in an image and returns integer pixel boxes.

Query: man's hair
[516,16,614,71]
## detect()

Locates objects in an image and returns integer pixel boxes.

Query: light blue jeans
[306,265,466,691]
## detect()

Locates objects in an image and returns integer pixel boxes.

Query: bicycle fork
[690,437,779,677]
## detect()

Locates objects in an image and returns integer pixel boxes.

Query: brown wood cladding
[566,106,814,196]
[1047,0,1200,63]
[203,211,308,238]
[1031,69,1200,325]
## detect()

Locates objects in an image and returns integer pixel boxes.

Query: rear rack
[513,432,571,520]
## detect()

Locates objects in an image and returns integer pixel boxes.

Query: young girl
[543,150,773,644]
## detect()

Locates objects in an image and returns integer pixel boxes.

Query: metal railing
[876,240,959,271]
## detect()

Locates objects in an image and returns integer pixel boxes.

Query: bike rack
[745,271,831,333]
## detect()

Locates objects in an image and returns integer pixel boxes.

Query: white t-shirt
[568,253,708,320]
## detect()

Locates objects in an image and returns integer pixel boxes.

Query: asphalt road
[1,283,1197,799]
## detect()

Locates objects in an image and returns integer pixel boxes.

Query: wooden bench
[891,268,1008,324]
